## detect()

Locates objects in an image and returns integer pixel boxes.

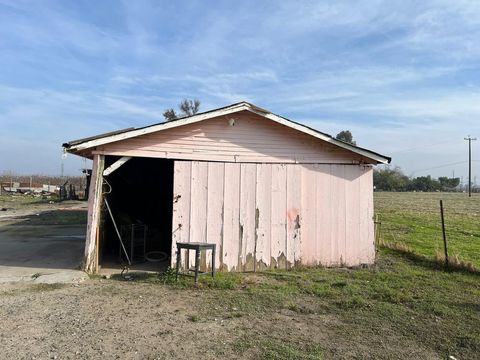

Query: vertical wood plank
[315,164,332,266]
[255,163,272,270]
[171,161,191,269]
[359,166,375,264]
[239,163,257,271]
[300,164,317,265]
[189,161,208,243]
[84,154,104,273]
[223,163,241,270]
[270,164,287,269]
[206,162,225,270]
[345,166,361,266]
[286,165,301,268]
[189,161,208,269]
[330,164,346,265]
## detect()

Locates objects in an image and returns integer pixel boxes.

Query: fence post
[440,200,449,268]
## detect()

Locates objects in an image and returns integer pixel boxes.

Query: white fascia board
[67,103,250,152]
[248,108,390,164]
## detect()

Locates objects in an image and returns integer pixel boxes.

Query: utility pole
[464,136,477,197]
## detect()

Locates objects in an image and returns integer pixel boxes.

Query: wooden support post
[440,200,449,268]
[103,156,131,177]
[84,154,105,273]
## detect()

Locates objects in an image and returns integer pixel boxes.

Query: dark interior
[101,156,174,267]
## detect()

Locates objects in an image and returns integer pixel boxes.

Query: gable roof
[63,101,391,164]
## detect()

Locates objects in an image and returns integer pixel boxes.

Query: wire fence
[374,192,480,272]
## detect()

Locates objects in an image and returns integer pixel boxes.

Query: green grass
[375,192,480,269]
[234,336,323,360]
[101,249,480,358]
[23,210,87,225]
[0,193,60,207]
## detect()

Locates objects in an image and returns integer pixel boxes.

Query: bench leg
[176,248,181,281]
[194,249,200,284]
[212,247,216,278]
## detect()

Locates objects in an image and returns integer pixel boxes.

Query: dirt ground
[0,197,88,283]
[0,281,243,360]
[0,280,318,360]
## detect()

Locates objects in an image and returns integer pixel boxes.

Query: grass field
[104,248,480,359]
[374,192,480,269]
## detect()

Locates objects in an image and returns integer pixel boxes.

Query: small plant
[287,302,315,314]
[31,272,41,279]
[158,267,177,285]
[188,315,201,322]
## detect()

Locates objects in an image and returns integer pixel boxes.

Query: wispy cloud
[0,0,479,178]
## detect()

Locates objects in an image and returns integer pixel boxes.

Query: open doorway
[100,156,174,271]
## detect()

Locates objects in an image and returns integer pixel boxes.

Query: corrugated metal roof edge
[63,127,135,148]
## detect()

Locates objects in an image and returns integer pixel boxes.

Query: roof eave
[63,102,251,153]
[63,101,391,164]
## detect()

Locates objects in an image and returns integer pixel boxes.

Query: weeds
[234,336,323,360]
[188,315,201,322]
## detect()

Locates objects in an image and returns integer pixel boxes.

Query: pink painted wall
[95,111,370,164]
[87,111,377,271]
[172,161,375,270]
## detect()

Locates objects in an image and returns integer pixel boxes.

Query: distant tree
[407,176,440,192]
[438,177,460,190]
[335,130,356,145]
[374,166,462,192]
[179,99,200,116]
[163,108,178,121]
[373,166,409,191]
[163,99,201,121]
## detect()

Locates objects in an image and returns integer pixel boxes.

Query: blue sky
[1,1,479,183]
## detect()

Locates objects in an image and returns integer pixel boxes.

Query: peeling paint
[245,253,255,272]
[256,259,268,271]
[254,208,259,272]
[220,263,228,272]
[294,214,301,230]
[219,204,224,269]
[276,253,288,269]
[171,160,375,272]
[287,207,299,231]
[238,223,244,271]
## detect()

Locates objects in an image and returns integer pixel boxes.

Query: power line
[410,160,468,174]
[389,140,454,154]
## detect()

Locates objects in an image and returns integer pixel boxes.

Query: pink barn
[63,102,390,273]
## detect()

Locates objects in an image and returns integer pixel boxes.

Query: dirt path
[0,199,88,284]
[0,281,255,360]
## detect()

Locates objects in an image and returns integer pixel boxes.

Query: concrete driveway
[0,203,89,284]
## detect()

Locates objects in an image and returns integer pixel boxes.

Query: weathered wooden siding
[84,154,104,273]
[172,161,375,270]
[94,111,370,164]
